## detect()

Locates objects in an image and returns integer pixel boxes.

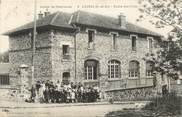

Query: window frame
[108,60,121,79]
[86,29,96,49]
[0,74,10,85]
[129,61,140,79]
[62,45,70,60]
[62,45,69,55]
[109,32,119,50]
[130,34,138,51]
[147,37,154,53]
[146,61,154,77]
[84,60,98,80]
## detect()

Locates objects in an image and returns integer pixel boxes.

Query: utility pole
[73,25,79,84]
[167,39,171,93]
[32,0,37,86]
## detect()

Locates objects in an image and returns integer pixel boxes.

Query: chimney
[38,11,43,19]
[44,9,50,17]
[118,13,126,29]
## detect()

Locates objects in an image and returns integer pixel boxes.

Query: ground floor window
[84,60,98,80]
[108,60,121,79]
[62,72,70,85]
[0,74,9,85]
[146,61,154,77]
[129,60,140,78]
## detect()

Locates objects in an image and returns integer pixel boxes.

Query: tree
[144,38,182,80]
[138,0,182,92]
[138,0,182,30]
[138,0,182,45]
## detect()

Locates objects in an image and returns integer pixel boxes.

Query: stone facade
[7,11,162,100]
[74,28,159,91]
[51,31,75,82]
[8,27,159,91]
[9,31,52,87]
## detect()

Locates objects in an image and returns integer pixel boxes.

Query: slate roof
[4,10,161,37]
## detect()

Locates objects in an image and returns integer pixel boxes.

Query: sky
[0,0,172,53]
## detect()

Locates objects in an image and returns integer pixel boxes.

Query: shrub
[143,91,182,115]
[105,111,143,117]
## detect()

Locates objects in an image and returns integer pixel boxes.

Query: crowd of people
[26,80,101,103]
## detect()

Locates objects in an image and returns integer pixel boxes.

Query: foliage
[138,0,182,80]
[105,110,144,117]
[144,38,182,80]
[105,92,181,117]
[138,0,182,47]
[138,0,182,31]
[143,91,182,115]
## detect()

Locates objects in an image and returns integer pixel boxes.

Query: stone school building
[4,11,161,99]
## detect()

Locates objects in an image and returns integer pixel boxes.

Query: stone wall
[51,31,75,82]
[106,86,155,101]
[75,29,159,90]
[9,31,52,87]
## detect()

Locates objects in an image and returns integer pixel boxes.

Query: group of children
[27,80,101,103]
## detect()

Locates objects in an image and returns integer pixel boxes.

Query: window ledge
[61,59,71,62]
[128,77,138,79]
[0,85,11,89]
[87,47,95,50]
[62,55,71,61]
[131,50,137,53]
[108,78,121,81]
[84,80,98,82]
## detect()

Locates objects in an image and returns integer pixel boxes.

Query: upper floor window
[148,37,153,53]
[108,60,121,79]
[129,60,140,78]
[110,33,118,50]
[146,61,154,77]
[130,35,137,51]
[88,30,95,49]
[62,45,70,59]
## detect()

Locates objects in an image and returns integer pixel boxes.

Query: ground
[0,101,144,117]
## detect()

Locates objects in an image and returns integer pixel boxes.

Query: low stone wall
[105,86,155,101]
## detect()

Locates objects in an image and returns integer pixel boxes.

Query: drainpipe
[73,25,79,84]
